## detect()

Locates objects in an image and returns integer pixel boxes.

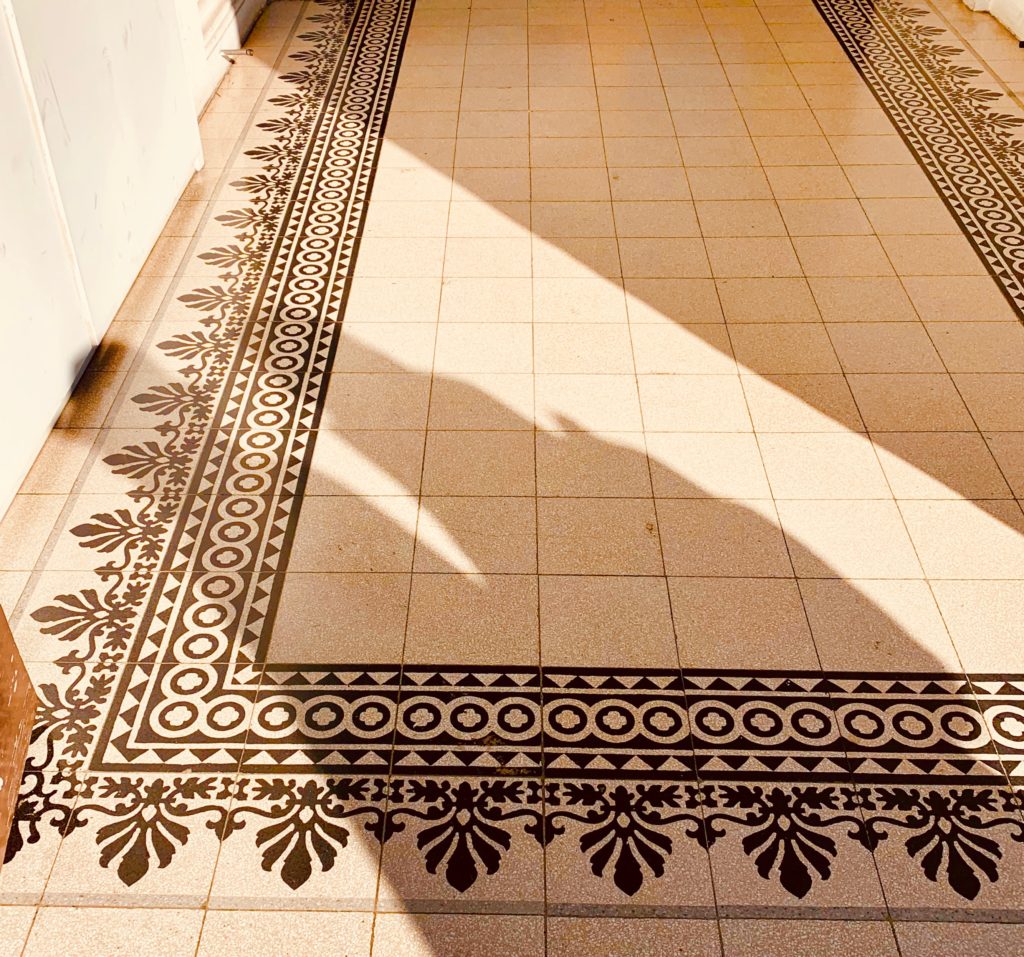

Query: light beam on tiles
[311,430,481,577]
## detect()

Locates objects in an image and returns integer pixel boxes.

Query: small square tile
[24,907,203,957]
[415,496,536,574]
[547,918,721,957]
[538,498,663,574]
[793,236,893,276]
[800,578,959,671]
[631,324,736,374]
[741,374,864,432]
[534,324,635,374]
[706,237,802,278]
[881,234,987,276]
[896,922,1024,957]
[537,431,652,497]
[533,278,628,324]
[776,499,923,578]
[658,498,792,575]
[953,374,1024,430]
[671,577,817,668]
[759,432,890,498]
[927,321,1024,373]
[624,278,723,324]
[405,573,539,664]
[647,433,771,498]
[808,277,917,322]
[846,374,974,431]
[899,499,1024,579]
[322,374,431,430]
[268,573,409,662]
[540,575,677,667]
[873,432,1011,499]
[638,375,752,431]
[717,278,820,323]
[730,324,840,374]
[434,323,533,373]
[422,431,535,495]
[198,911,372,957]
[536,375,644,431]
[371,914,544,957]
[289,496,416,572]
[719,919,898,957]
[828,322,943,373]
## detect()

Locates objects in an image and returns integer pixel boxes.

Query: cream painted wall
[0,6,95,509]
[9,0,203,329]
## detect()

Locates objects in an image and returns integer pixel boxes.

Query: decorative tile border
[8,0,1024,908]
[813,0,1024,314]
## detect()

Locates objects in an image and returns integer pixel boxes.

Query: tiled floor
[2,0,1024,952]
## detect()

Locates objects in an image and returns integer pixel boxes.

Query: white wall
[0,6,95,509]
[9,0,203,329]
[0,0,210,514]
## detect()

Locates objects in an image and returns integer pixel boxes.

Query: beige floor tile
[671,576,817,668]
[443,237,532,277]
[533,277,628,324]
[881,234,987,276]
[631,323,736,374]
[984,430,1024,496]
[679,135,760,167]
[534,324,635,374]
[540,575,677,667]
[873,432,1012,499]
[953,373,1024,430]
[638,374,753,431]
[422,431,535,495]
[536,431,652,497]
[288,496,416,572]
[808,276,917,322]
[860,197,960,234]
[346,278,442,323]
[321,374,431,430]
[828,322,943,373]
[619,237,711,278]
[547,918,721,957]
[759,432,891,498]
[18,430,98,494]
[800,578,960,671]
[899,499,1024,579]
[647,432,772,498]
[777,197,872,235]
[428,372,534,430]
[896,921,1024,957]
[847,373,974,431]
[405,573,539,664]
[901,276,1018,322]
[695,200,787,238]
[792,235,894,276]
[415,496,536,574]
[0,495,67,571]
[333,324,436,372]
[434,322,533,373]
[305,429,424,497]
[532,236,621,279]
[612,200,700,237]
[765,164,853,199]
[687,166,772,200]
[658,498,792,576]
[706,236,803,278]
[371,914,544,957]
[536,374,644,431]
[777,499,923,578]
[741,373,865,432]
[198,911,372,957]
[730,323,840,374]
[531,200,615,238]
[719,919,898,957]
[445,200,529,239]
[438,277,532,323]
[268,573,409,662]
[538,497,663,574]
[927,321,1024,373]
[625,278,723,324]
[716,277,820,322]
[24,907,203,957]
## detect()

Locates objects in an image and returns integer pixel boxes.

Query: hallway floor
[3,0,1024,952]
